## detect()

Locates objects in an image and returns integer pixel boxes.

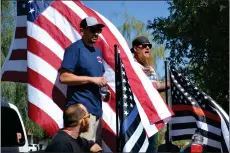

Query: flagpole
[114,44,122,152]
[164,60,171,144]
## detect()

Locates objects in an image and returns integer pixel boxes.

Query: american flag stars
[170,66,216,113]
[119,63,137,117]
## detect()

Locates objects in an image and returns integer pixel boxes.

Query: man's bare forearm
[151,81,170,92]
[157,81,170,92]
[90,143,102,152]
[59,72,92,86]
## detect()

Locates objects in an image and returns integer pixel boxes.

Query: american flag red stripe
[28,37,62,70]
[9,49,27,60]
[1,1,173,152]
[172,105,221,122]
[1,71,27,82]
[102,120,117,151]
[15,27,27,38]
[28,102,59,136]
[1,13,27,83]
[34,15,72,49]
[28,68,66,110]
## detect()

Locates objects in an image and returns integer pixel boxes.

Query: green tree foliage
[147,0,229,113]
[1,1,15,64]
[1,1,46,138]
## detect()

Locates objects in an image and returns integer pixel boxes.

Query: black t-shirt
[45,130,95,152]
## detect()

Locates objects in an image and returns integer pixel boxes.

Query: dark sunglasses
[139,44,152,49]
[87,27,102,34]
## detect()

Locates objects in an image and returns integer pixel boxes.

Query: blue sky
[83,1,170,78]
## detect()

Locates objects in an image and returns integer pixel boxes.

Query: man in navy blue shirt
[59,16,110,146]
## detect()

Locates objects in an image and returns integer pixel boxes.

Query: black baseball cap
[130,36,150,53]
[80,17,105,29]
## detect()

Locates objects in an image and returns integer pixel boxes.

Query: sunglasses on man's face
[87,27,102,34]
[138,44,152,49]
[82,113,90,119]
[70,113,91,127]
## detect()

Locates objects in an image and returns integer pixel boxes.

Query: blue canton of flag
[27,0,52,22]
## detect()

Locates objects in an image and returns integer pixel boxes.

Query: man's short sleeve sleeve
[99,50,105,74]
[102,59,105,74]
[60,44,79,72]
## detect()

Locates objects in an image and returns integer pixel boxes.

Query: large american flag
[1,0,173,152]
[169,66,229,152]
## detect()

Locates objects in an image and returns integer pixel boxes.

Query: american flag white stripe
[27,51,67,96]
[102,103,117,134]
[13,38,27,49]
[171,116,196,124]
[209,97,229,123]
[28,84,63,128]
[1,60,27,73]
[103,62,116,92]
[203,136,222,149]
[170,116,221,136]
[171,128,197,136]
[28,102,60,136]
[196,121,221,136]
[134,94,163,136]
[172,117,221,136]
[27,22,65,60]
[16,15,27,27]
[42,7,79,43]
[123,123,145,152]
[139,137,149,152]
[62,1,88,18]
[215,109,229,151]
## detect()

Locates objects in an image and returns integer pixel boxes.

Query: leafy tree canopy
[147,0,229,113]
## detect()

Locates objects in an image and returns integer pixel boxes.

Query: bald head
[63,104,88,128]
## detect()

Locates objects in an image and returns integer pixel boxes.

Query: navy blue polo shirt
[60,39,105,117]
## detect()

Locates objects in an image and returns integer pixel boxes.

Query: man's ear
[80,28,84,36]
[133,46,138,53]
[79,118,86,127]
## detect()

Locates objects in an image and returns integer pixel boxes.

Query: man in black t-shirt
[45,104,102,152]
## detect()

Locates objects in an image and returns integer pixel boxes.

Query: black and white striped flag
[169,66,229,152]
[115,52,149,152]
